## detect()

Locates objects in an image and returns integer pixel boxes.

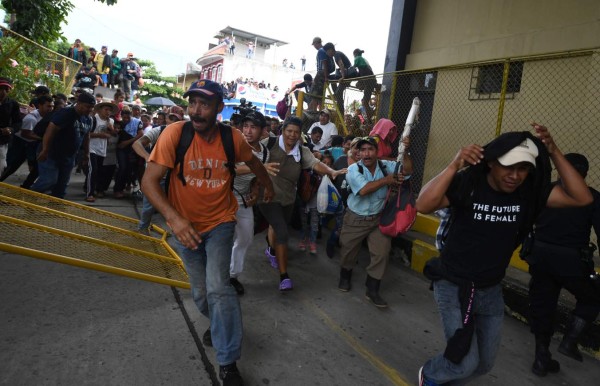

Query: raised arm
[416,144,484,213]
[534,123,593,208]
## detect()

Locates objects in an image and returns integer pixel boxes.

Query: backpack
[165,121,236,194]
[276,94,292,120]
[298,169,321,203]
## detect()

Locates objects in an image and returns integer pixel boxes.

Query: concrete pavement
[1,167,599,386]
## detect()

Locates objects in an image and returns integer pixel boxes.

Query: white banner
[235,84,282,104]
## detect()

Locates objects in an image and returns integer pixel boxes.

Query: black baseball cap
[31,85,50,95]
[241,111,267,128]
[77,92,96,105]
[564,153,589,176]
[356,136,379,149]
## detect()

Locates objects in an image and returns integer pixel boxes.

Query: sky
[47,0,394,77]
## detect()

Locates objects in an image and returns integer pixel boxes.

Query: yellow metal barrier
[0,183,189,288]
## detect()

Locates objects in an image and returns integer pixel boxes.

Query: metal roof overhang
[196,54,224,67]
[215,26,288,46]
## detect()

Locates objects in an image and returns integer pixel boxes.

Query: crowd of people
[0,77,182,204]
[67,38,144,103]
[2,69,599,386]
[307,37,378,122]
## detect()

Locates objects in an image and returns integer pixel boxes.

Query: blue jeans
[138,179,165,231]
[138,194,154,231]
[423,280,504,385]
[327,202,345,245]
[174,221,242,365]
[31,155,76,198]
[300,206,319,243]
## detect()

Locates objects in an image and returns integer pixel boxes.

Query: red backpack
[276,94,291,120]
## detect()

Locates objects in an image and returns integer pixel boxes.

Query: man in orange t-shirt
[142,79,274,386]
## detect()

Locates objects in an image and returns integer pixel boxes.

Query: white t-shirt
[89,114,114,157]
[16,110,42,142]
[308,121,338,148]
[142,125,164,147]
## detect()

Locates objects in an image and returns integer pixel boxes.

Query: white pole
[397,97,420,161]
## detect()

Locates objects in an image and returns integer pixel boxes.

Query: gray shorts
[258,202,295,245]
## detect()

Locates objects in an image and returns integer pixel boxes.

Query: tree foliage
[1,0,117,44]
[137,59,187,108]
[0,34,67,103]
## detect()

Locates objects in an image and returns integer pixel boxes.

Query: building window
[469,61,523,100]
[216,65,223,84]
[410,72,437,92]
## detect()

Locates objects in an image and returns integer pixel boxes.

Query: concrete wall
[406,0,600,69]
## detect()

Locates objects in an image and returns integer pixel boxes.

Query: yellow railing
[0,183,189,288]
[0,26,81,103]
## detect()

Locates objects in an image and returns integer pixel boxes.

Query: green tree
[137,59,187,110]
[0,34,67,103]
[1,0,117,44]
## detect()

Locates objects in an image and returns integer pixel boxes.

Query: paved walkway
[1,168,599,385]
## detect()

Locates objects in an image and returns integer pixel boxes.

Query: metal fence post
[495,60,511,137]
[388,73,398,119]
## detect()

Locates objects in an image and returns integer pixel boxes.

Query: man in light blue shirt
[337,136,412,308]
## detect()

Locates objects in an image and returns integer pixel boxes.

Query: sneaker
[298,239,307,251]
[202,328,212,347]
[85,196,96,203]
[309,242,317,255]
[279,278,293,291]
[418,366,439,386]
[265,247,278,269]
[219,362,244,386]
[230,277,245,295]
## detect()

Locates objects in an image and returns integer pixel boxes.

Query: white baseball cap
[497,138,538,167]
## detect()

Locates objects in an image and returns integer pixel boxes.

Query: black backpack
[165,121,236,194]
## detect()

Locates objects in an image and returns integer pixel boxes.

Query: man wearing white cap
[415,124,593,386]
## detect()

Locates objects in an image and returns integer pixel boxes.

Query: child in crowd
[298,170,322,255]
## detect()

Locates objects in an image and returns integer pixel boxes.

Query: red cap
[0,79,13,89]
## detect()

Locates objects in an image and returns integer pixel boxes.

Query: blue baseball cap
[183,79,223,100]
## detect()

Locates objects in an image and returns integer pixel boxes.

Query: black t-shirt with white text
[76,72,95,89]
[442,173,528,287]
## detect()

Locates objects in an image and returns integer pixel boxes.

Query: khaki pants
[339,210,392,280]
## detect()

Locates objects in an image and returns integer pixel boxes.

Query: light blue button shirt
[346,159,399,216]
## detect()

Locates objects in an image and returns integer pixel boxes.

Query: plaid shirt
[435,207,452,251]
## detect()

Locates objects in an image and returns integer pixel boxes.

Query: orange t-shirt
[149,121,254,233]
